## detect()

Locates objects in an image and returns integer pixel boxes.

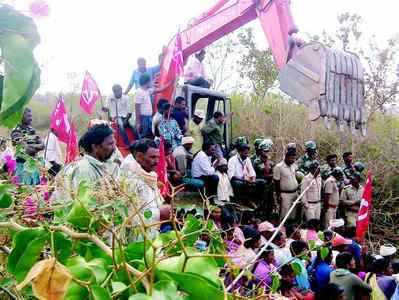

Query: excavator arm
[157,0,366,135]
[158,0,296,101]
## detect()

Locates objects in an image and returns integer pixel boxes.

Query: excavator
[115,0,366,155]
[157,0,366,143]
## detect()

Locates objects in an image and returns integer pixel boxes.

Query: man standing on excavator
[184,49,211,88]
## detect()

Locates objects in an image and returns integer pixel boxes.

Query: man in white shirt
[274,145,299,221]
[43,129,63,176]
[228,143,266,202]
[103,84,134,146]
[135,74,154,138]
[119,138,169,239]
[191,142,219,198]
[184,49,211,88]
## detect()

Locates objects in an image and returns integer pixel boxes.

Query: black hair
[316,283,344,300]
[290,240,307,257]
[139,73,151,86]
[164,140,173,151]
[286,223,299,238]
[129,138,158,156]
[79,124,113,153]
[242,226,261,249]
[392,259,399,274]
[326,154,338,161]
[343,152,353,159]
[273,231,283,242]
[202,141,215,152]
[307,219,320,231]
[157,99,169,110]
[335,251,354,269]
[285,149,297,157]
[371,257,390,274]
[237,143,250,152]
[269,212,280,222]
[112,84,122,91]
[213,111,223,119]
[323,230,334,242]
[175,96,185,104]
[280,264,294,277]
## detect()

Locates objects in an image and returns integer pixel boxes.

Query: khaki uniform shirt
[324,176,340,206]
[273,161,298,192]
[341,184,364,212]
[301,173,322,204]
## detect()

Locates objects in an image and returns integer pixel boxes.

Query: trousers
[304,203,321,221]
[280,192,298,221]
[324,207,337,228]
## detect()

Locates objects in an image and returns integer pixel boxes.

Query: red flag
[172,31,184,76]
[156,137,170,197]
[79,71,101,115]
[50,95,71,144]
[356,173,373,241]
[65,123,79,164]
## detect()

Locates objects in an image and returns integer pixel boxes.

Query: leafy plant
[0,4,41,128]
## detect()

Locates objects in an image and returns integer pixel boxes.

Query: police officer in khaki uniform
[341,172,364,227]
[320,154,338,180]
[273,144,298,221]
[301,161,322,221]
[323,167,344,228]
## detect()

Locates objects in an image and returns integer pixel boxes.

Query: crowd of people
[3,53,399,299]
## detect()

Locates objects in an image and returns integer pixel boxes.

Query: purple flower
[29,0,50,18]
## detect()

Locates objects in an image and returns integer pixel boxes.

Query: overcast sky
[10,0,399,94]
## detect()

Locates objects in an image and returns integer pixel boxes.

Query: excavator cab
[180,84,232,149]
[279,42,366,135]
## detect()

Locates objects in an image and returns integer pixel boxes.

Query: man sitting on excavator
[184,49,211,89]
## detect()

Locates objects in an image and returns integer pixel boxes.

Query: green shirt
[253,157,274,183]
[320,163,333,180]
[297,154,318,175]
[201,118,223,145]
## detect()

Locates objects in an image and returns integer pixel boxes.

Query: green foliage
[8,229,49,282]
[291,262,302,276]
[0,183,14,208]
[237,28,278,99]
[320,247,330,261]
[0,5,41,128]
[91,285,112,300]
[53,232,73,264]
[271,274,280,293]
[160,270,224,300]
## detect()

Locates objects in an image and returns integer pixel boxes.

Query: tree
[204,31,243,93]
[237,27,278,100]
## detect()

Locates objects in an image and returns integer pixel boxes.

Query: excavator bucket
[278,42,366,136]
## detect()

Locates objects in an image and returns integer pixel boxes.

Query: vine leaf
[7,228,49,282]
[16,257,71,300]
